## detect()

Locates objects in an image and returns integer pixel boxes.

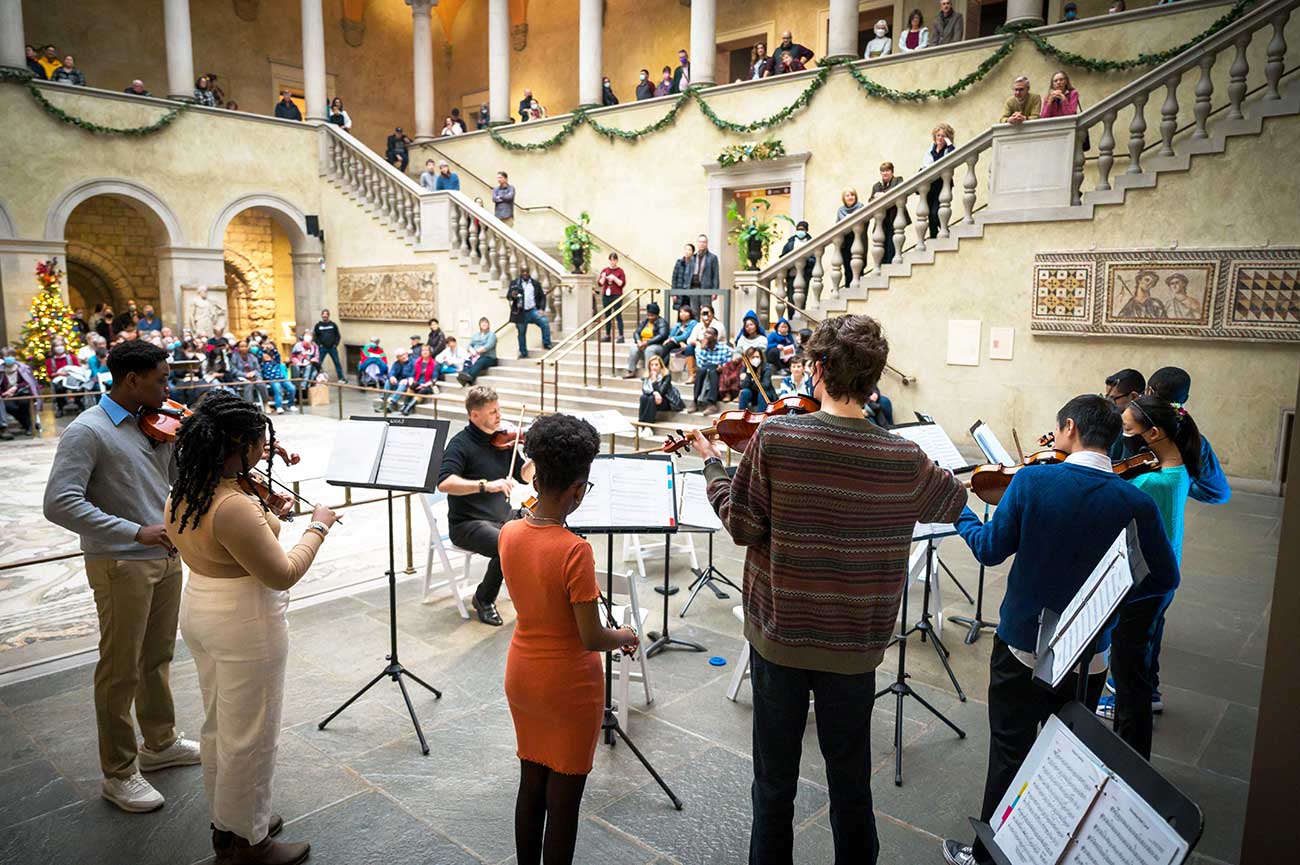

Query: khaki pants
[85,556,183,779]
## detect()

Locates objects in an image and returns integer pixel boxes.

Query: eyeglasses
[582,480,595,495]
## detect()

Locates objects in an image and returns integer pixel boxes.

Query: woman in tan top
[166,390,337,865]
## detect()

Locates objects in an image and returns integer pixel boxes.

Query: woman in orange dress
[499,413,639,865]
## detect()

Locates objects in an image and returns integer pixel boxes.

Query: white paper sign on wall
[946,319,981,366]
[989,326,1015,360]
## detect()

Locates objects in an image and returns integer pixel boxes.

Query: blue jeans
[749,650,879,865]
[461,355,497,383]
[267,379,296,410]
[320,345,345,380]
[383,378,409,403]
[515,309,551,358]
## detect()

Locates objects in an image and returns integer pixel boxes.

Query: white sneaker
[275,407,285,415]
[102,772,164,813]
[139,734,201,771]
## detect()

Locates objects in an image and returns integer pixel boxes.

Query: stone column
[1005,0,1045,26]
[577,0,603,107]
[164,0,196,100]
[301,0,328,121]
[290,250,326,335]
[688,0,717,88]
[0,0,26,71]
[408,0,436,141]
[826,0,859,62]
[488,0,510,124]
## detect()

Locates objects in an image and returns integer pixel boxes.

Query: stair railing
[536,286,657,412]
[320,124,423,239]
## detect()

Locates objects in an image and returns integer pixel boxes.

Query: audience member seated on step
[493,171,517,225]
[899,10,929,52]
[864,21,892,58]
[750,42,774,80]
[459,317,499,385]
[124,78,151,96]
[597,252,627,342]
[737,347,774,412]
[431,160,460,191]
[192,74,218,107]
[1001,76,1041,124]
[687,304,726,357]
[639,354,685,423]
[260,344,297,414]
[36,45,62,79]
[622,302,669,379]
[602,77,619,106]
[690,328,735,417]
[655,65,674,97]
[385,126,413,172]
[396,344,440,415]
[670,243,696,310]
[932,0,965,46]
[426,318,447,360]
[734,310,768,355]
[869,162,910,267]
[290,332,320,385]
[46,337,81,417]
[509,265,552,360]
[778,357,813,398]
[835,187,865,291]
[436,337,466,377]
[661,305,698,378]
[670,50,691,93]
[921,123,956,239]
[635,68,656,100]
[25,45,45,79]
[51,54,87,86]
[381,348,415,409]
[441,116,462,137]
[407,333,425,362]
[1040,70,1081,118]
[169,339,203,406]
[2,349,41,435]
[328,97,353,131]
[864,386,894,428]
[85,334,111,390]
[773,31,814,73]
[274,89,302,121]
[765,318,797,371]
[229,340,270,406]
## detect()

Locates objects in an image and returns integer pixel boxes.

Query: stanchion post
[336,382,344,420]
[404,493,416,574]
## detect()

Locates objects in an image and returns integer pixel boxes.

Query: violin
[1041,429,1162,478]
[967,448,1069,506]
[137,399,192,443]
[237,467,341,524]
[661,394,819,455]
[489,429,526,450]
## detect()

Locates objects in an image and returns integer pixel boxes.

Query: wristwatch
[703,456,724,471]
[478,479,486,494]
[307,521,330,538]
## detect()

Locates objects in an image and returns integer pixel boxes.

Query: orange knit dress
[500,520,605,775]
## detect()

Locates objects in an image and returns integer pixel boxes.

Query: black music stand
[676,468,739,618]
[876,525,967,786]
[904,530,968,702]
[947,503,999,645]
[318,416,449,755]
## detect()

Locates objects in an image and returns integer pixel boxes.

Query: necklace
[526,514,564,527]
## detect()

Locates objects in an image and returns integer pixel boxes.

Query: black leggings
[515,759,588,865]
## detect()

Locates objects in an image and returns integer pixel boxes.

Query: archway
[64,240,134,318]
[61,196,170,327]
[221,209,299,348]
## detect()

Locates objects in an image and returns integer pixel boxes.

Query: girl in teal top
[1101,395,1203,757]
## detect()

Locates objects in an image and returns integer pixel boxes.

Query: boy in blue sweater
[942,395,1180,865]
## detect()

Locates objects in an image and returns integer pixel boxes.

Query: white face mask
[639,73,647,81]
[875,28,886,36]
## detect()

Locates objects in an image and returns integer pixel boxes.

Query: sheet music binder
[324,415,449,493]
[970,703,1203,865]
[566,453,679,534]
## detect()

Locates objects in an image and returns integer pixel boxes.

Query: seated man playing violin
[436,385,535,626]
[42,340,202,814]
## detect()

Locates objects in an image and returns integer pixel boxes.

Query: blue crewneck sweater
[956,461,1180,654]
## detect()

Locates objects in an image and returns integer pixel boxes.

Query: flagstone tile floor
[0,394,1275,864]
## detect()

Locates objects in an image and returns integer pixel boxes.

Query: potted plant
[726,198,796,270]
[558,211,597,274]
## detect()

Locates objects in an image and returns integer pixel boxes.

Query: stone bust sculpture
[188,285,227,338]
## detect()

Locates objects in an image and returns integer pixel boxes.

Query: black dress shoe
[471,596,503,626]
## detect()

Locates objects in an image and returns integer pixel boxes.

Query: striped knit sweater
[703,411,967,674]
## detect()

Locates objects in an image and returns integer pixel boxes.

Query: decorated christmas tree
[19,258,83,385]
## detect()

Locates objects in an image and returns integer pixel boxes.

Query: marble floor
[0,397,1274,865]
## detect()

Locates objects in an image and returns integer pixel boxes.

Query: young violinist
[690,314,966,865]
[166,389,337,865]
[1095,395,1201,756]
[941,395,1180,865]
[42,340,201,814]
[436,386,536,626]
[1103,367,1146,459]
[1144,366,1230,505]
[497,413,638,865]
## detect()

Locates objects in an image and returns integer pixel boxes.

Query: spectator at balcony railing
[436,336,465,377]
[671,242,695,309]
[1041,71,1082,118]
[932,0,965,46]
[477,103,490,128]
[437,161,461,191]
[226,99,239,110]
[835,188,864,290]
[864,22,892,59]
[1001,76,1042,124]
[205,73,226,104]
[621,302,668,379]
[1109,0,1126,12]
[192,75,217,107]
[602,78,619,106]
[518,89,533,120]
[493,171,516,224]
[386,126,413,171]
[37,45,62,79]
[451,107,468,132]
[458,317,499,385]
[274,90,302,121]
[441,117,462,137]
[869,162,910,266]
[26,45,46,78]
[597,252,627,343]
[670,50,691,93]
[52,55,87,87]
[899,11,929,53]
[776,53,807,75]
[655,65,674,97]
[751,43,774,80]
[123,79,151,96]
[419,159,439,190]
[525,99,547,121]
[773,31,814,71]
[921,123,956,238]
[1062,1,1079,20]
[780,220,816,310]
[638,354,684,423]
[328,97,353,131]
[636,69,656,100]
[695,234,720,298]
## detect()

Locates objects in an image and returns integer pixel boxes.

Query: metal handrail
[536,286,657,410]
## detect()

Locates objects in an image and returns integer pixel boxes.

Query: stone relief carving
[512,23,528,52]
[232,0,259,22]
[337,265,437,322]
[184,284,229,338]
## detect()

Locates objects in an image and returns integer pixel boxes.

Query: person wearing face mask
[655,65,674,97]
[1,352,40,435]
[864,21,892,59]
[1061,2,1079,20]
[635,68,656,100]
[601,77,619,106]
[779,220,816,315]
[670,49,691,93]
[46,337,82,417]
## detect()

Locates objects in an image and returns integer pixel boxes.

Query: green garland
[1,66,186,136]
[692,67,832,133]
[840,38,1017,103]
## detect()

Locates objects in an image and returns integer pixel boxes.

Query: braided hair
[169,390,278,533]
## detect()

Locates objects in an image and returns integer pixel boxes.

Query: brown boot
[225,834,309,865]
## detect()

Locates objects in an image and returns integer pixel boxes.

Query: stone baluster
[962,155,978,225]
[341,149,353,188]
[1193,54,1215,139]
[496,237,509,292]
[468,216,481,266]
[870,215,886,274]
[913,185,929,252]
[506,245,519,288]
[486,230,499,281]
[451,206,463,253]
[1159,74,1180,157]
[826,241,843,298]
[1266,11,1289,100]
[756,276,770,324]
[456,209,469,256]
[405,195,418,236]
[366,164,379,205]
[1071,130,1086,207]
[1096,110,1117,190]
[891,199,907,265]
[849,223,865,292]
[378,179,390,221]
[938,169,953,238]
[1127,91,1148,175]
[805,255,820,309]
[1228,35,1250,120]
[327,135,338,174]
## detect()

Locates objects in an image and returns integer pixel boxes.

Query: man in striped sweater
[691,314,966,865]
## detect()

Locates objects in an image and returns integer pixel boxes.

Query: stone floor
[0,396,1274,865]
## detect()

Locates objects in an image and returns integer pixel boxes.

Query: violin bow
[504,404,526,498]
[739,348,775,405]
[1011,428,1025,464]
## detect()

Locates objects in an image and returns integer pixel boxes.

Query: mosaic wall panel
[1031,248,1300,342]
[336,264,437,322]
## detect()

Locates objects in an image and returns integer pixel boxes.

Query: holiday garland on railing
[0,66,186,137]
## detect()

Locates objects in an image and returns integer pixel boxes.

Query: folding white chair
[726,605,751,701]
[622,532,699,579]
[419,492,478,618]
[604,568,654,731]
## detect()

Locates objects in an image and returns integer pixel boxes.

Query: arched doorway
[62,195,169,325]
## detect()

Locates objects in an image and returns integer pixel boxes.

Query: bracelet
[307,520,330,538]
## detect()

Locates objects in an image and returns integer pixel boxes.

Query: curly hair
[523,413,600,493]
[804,315,889,405]
[169,390,276,533]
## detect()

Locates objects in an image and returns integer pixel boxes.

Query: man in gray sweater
[931,0,965,45]
[43,340,200,813]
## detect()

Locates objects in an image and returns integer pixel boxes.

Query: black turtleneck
[437,423,526,526]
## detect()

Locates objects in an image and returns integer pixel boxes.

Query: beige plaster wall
[64,196,162,309]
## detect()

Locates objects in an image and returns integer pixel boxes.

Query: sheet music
[913,522,957,541]
[971,420,1017,467]
[893,423,969,471]
[679,472,722,531]
[1047,530,1134,687]
[373,425,439,489]
[325,420,387,486]
[572,409,635,436]
[1062,776,1186,865]
[567,457,676,530]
